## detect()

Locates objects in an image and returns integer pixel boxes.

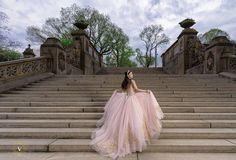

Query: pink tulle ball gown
[89,89,164,159]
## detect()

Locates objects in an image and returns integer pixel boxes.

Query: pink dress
[89,84,164,159]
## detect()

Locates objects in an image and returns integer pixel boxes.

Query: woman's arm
[131,79,150,93]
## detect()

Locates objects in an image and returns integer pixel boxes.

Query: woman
[90,70,164,159]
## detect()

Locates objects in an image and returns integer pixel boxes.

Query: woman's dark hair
[121,70,132,90]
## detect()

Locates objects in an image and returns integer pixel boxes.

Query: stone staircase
[96,67,165,74]
[0,73,236,155]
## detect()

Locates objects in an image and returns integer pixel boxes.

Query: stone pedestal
[23,44,36,58]
[40,38,67,75]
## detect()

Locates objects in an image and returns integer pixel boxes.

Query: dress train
[89,90,164,159]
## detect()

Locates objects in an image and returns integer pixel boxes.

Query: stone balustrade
[0,56,52,81]
[161,19,236,74]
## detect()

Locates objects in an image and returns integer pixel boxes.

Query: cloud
[0,0,236,67]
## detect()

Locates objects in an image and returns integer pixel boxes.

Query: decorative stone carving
[229,59,236,70]
[0,57,49,80]
[207,52,214,71]
[66,42,81,69]
[58,52,65,72]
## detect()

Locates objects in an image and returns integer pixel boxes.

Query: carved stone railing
[0,56,52,81]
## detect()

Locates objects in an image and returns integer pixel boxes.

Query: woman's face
[128,71,133,79]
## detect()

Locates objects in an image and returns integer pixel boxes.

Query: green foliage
[136,48,155,67]
[0,49,22,62]
[199,28,230,44]
[106,46,137,67]
[26,4,136,67]
[60,36,73,47]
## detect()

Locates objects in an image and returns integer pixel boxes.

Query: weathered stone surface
[0,73,235,159]
[161,19,236,74]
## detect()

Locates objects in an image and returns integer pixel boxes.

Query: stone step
[44,79,229,84]
[36,75,230,79]
[25,84,236,88]
[20,83,230,87]
[20,87,235,92]
[0,119,235,128]
[48,76,221,80]
[1,101,236,107]
[49,76,223,80]
[0,107,235,113]
[2,93,235,98]
[44,81,229,84]
[0,101,106,107]
[0,128,235,139]
[28,80,236,84]
[31,82,235,87]
[15,87,226,91]
[1,97,236,102]
[165,113,236,120]
[138,153,236,160]
[54,73,219,77]
[1,138,234,152]
[7,90,236,94]
[0,113,236,120]
[1,152,235,160]
[39,77,236,81]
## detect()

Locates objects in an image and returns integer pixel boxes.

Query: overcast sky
[1,0,236,66]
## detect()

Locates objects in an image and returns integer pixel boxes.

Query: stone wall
[40,23,103,75]
[1,22,104,86]
[161,19,236,74]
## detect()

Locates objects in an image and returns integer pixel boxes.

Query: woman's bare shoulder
[130,79,137,85]
[131,79,135,82]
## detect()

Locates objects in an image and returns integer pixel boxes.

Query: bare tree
[136,24,169,67]
[0,11,21,49]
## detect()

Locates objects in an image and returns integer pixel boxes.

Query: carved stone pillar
[177,18,198,74]
[40,37,66,74]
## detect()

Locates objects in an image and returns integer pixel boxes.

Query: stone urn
[74,20,89,30]
[179,18,195,29]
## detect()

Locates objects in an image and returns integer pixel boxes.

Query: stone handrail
[0,56,52,81]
